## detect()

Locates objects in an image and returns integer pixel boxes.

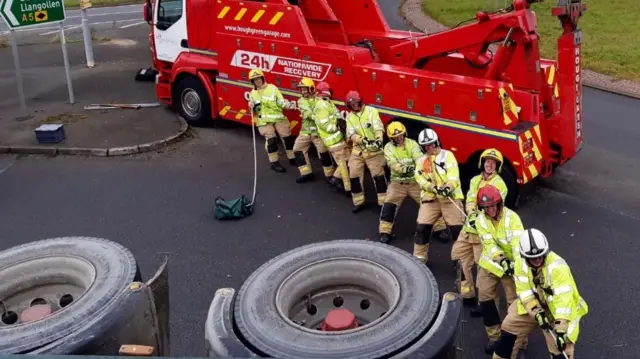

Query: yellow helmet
[479,148,504,172]
[297,77,315,90]
[249,69,265,81]
[386,121,407,138]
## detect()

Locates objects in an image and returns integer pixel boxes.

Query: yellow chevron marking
[251,9,265,22]
[269,11,284,25]
[234,8,247,21]
[217,6,230,19]
[235,109,247,120]
[219,105,231,116]
[524,131,542,160]
[528,164,539,178]
[547,65,555,86]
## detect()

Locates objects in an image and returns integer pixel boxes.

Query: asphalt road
[0,2,639,359]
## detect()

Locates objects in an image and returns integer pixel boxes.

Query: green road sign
[0,0,66,29]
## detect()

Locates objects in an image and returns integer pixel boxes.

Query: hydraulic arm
[387,0,545,85]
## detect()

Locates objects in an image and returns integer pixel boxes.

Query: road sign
[0,0,66,29]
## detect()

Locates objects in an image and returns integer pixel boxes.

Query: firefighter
[377,121,423,244]
[474,184,524,354]
[292,77,335,183]
[452,148,508,315]
[247,68,297,173]
[314,82,351,193]
[413,128,464,263]
[492,229,589,359]
[345,90,387,213]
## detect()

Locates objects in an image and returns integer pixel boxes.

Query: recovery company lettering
[574,46,582,143]
[0,0,66,29]
[230,50,331,81]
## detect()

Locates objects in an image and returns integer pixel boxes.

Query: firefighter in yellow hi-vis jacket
[247,68,297,173]
[292,77,335,183]
[345,90,387,213]
[377,121,424,244]
[413,128,465,264]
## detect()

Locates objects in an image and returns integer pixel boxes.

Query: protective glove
[535,310,552,331]
[442,186,452,197]
[500,258,514,276]
[467,211,478,229]
[373,139,383,150]
[402,165,415,175]
[554,330,567,351]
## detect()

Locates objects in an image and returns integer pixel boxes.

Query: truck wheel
[175,76,212,127]
[0,237,138,354]
[501,164,520,209]
[234,240,440,359]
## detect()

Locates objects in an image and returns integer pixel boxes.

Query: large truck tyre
[208,240,460,359]
[174,76,212,127]
[0,237,139,354]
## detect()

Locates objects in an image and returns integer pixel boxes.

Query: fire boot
[271,162,286,173]
[412,224,432,264]
[296,173,315,183]
[379,233,392,244]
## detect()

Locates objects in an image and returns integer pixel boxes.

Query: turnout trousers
[348,149,387,206]
[327,141,352,192]
[477,268,529,354]
[292,134,334,178]
[492,301,574,359]
[258,120,295,164]
[413,198,464,263]
[451,231,482,299]
[378,181,421,235]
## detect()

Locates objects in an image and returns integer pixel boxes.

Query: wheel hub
[181,89,201,118]
[275,257,400,333]
[0,256,96,327]
[322,309,358,331]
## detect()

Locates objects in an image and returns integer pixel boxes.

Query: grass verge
[64,0,144,9]
[422,0,640,81]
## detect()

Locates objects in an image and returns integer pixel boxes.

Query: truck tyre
[501,164,519,209]
[175,76,212,127]
[0,237,138,354]
[234,240,441,359]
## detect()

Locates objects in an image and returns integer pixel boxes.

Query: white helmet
[418,128,439,146]
[519,228,550,259]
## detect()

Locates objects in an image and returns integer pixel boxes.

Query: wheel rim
[181,88,201,118]
[275,257,401,334]
[0,255,96,327]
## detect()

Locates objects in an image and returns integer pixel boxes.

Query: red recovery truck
[142,0,587,207]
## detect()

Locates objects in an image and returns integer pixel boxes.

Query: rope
[248,106,258,207]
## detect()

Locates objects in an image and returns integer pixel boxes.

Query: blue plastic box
[34,124,66,144]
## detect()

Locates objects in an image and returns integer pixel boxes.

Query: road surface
[0,2,638,359]
[0,4,144,39]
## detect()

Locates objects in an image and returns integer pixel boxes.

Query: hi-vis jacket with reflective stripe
[314,99,344,148]
[414,149,464,201]
[346,105,384,153]
[514,251,589,343]
[384,138,423,183]
[249,84,289,126]
[297,97,318,136]
[463,173,508,234]
[476,208,523,277]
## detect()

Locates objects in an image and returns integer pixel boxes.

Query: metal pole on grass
[9,29,28,117]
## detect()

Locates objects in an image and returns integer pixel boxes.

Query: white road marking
[119,21,146,29]
[0,161,14,176]
[39,25,81,36]
[34,19,143,36]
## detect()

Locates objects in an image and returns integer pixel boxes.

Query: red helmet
[346,90,362,106]
[477,185,502,208]
[316,82,332,98]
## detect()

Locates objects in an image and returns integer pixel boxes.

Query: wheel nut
[321,308,358,331]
